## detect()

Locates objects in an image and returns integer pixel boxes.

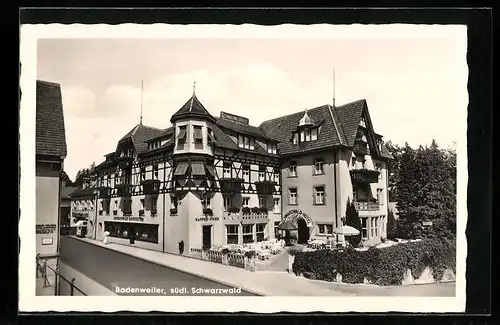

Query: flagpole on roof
[332,68,336,108]
[140,80,144,125]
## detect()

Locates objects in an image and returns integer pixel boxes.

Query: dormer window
[311,128,318,141]
[292,133,298,144]
[267,143,277,154]
[238,134,255,150]
[305,129,311,141]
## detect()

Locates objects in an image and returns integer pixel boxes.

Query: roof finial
[193,79,196,95]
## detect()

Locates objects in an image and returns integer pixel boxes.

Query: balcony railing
[254,180,277,195]
[354,201,380,211]
[350,169,380,184]
[141,179,161,195]
[115,183,132,197]
[218,178,244,193]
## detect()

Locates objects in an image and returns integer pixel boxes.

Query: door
[202,225,212,250]
[297,218,310,244]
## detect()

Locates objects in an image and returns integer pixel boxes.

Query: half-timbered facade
[90,89,392,253]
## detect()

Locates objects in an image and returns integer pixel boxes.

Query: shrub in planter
[221,248,231,255]
[244,250,257,259]
[228,206,240,214]
[250,207,261,214]
[170,208,178,215]
[259,207,268,215]
[241,206,251,215]
[203,208,213,216]
[292,238,455,286]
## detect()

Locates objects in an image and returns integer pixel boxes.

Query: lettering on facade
[220,111,249,125]
[36,224,57,234]
[283,210,314,227]
[195,217,220,222]
[113,216,145,222]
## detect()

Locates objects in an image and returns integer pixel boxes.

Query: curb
[67,236,266,297]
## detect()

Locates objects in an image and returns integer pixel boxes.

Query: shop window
[242,224,254,243]
[104,222,159,244]
[226,225,239,244]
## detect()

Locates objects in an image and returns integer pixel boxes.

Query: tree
[385,141,403,202]
[386,209,398,240]
[74,161,96,188]
[343,199,362,247]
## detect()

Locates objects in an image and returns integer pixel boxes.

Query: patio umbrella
[277,221,297,230]
[333,225,360,246]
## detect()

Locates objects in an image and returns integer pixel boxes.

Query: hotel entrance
[297,218,310,244]
[202,225,212,249]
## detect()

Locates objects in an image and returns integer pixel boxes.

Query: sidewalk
[70,236,353,296]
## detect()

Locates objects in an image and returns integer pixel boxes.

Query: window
[177,125,187,150]
[311,128,318,141]
[223,196,232,211]
[314,158,324,174]
[325,224,333,235]
[273,198,280,213]
[258,166,266,181]
[202,197,211,208]
[140,167,146,182]
[256,224,266,242]
[274,221,280,237]
[289,162,297,177]
[113,200,118,211]
[139,199,145,210]
[99,201,103,211]
[241,165,250,179]
[375,162,383,179]
[258,197,266,208]
[317,224,333,235]
[243,224,254,243]
[153,164,159,180]
[361,218,368,239]
[193,125,203,149]
[226,225,239,244]
[249,138,255,150]
[314,186,325,205]
[374,217,379,237]
[238,135,244,148]
[171,196,178,209]
[300,130,305,142]
[104,222,159,244]
[289,188,298,205]
[305,129,311,141]
[267,143,277,154]
[370,217,375,238]
[318,224,325,234]
[292,133,298,144]
[273,168,280,182]
[223,162,231,178]
[151,197,158,211]
[207,127,214,145]
[244,136,249,149]
[243,197,250,207]
[377,189,384,205]
[238,135,253,150]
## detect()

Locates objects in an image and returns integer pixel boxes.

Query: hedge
[292,238,455,286]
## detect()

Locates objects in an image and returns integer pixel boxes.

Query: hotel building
[90,89,392,254]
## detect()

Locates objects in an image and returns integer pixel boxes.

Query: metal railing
[36,254,87,296]
[189,248,253,271]
[353,201,380,211]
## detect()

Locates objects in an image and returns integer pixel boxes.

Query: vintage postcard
[19,23,467,313]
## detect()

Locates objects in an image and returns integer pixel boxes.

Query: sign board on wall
[220,111,249,125]
[422,221,433,226]
[113,216,144,222]
[41,237,53,245]
[195,217,220,222]
[36,224,57,234]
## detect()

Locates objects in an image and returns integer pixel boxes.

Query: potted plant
[151,209,157,216]
[138,209,144,216]
[112,210,118,216]
[170,208,178,216]
[241,206,251,215]
[259,207,268,215]
[98,210,103,216]
[221,247,231,265]
[228,206,240,214]
[251,207,261,215]
[203,208,213,216]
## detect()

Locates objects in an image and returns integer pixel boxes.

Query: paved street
[59,236,256,296]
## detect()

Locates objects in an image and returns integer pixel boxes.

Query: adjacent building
[35,80,67,294]
[88,88,392,254]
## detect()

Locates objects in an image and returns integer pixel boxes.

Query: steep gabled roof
[36,80,67,157]
[216,117,277,142]
[259,104,343,156]
[334,99,366,147]
[118,124,165,154]
[170,93,216,123]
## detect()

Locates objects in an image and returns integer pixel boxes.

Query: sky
[37,33,467,181]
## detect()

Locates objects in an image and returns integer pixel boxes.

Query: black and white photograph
[20,23,467,313]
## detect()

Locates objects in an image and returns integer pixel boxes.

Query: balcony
[97,186,111,198]
[350,169,380,184]
[116,155,133,169]
[218,178,244,193]
[254,180,277,195]
[141,179,161,195]
[354,201,380,211]
[353,141,368,155]
[115,183,132,197]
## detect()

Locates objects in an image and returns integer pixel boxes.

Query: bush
[202,208,213,216]
[259,207,268,214]
[250,207,261,214]
[228,206,240,214]
[292,238,455,286]
[221,248,230,255]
